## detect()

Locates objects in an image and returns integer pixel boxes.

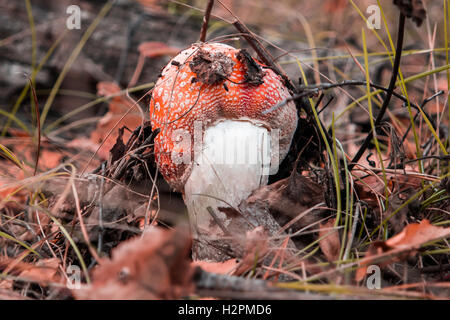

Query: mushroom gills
[184,119,276,239]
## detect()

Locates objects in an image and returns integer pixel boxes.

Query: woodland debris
[356,220,450,281]
[393,0,426,26]
[74,227,194,299]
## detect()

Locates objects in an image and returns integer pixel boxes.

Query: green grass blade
[0,230,41,257]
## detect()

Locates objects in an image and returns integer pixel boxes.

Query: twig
[199,0,214,42]
[317,95,333,115]
[97,162,106,254]
[419,263,450,273]
[349,13,406,170]
[264,80,429,118]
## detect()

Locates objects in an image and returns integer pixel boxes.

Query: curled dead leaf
[74,227,194,300]
[356,220,450,281]
[18,258,62,286]
[0,258,62,288]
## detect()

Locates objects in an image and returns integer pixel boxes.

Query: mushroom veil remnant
[149,42,298,260]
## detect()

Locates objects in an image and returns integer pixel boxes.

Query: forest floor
[0,0,449,300]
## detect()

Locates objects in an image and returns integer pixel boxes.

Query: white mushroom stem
[184,119,279,250]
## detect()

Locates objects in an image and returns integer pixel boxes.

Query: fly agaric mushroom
[149,42,298,260]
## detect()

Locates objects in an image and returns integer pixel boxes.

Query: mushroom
[149,42,298,260]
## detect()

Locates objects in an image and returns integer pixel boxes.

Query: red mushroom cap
[149,42,297,191]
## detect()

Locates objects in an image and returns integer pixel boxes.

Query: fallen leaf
[74,227,194,300]
[138,42,179,58]
[91,82,143,159]
[356,220,450,281]
[135,0,167,13]
[18,258,62,286]
[235,226,269,275]
[244,172,324,231]
[39,149,63,170]
[323,0,347,13]
[0,163,26,206]
[319,218,341,263]
[385,219,450,248]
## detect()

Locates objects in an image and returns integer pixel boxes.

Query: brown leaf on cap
[355,220,450,281]
[236,49,265,85]
[189,48,235,85]
[393,0,426,26]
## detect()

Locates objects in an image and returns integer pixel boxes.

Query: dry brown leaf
[235,226,269,275]
[135,0,167,13]
[356,220,450,281]
[244,172,324,230]
[323,0,348,13]
[385,219,450,248]
[18,258,62,286]
[0,258,62,288]
[0,164,26,205]
[318,218,341,263]
[73,227,194,300]
[90,82,143,160]
[0,128,81,174]
[353,164,423,211]
[138,42,179,58]
[39,149,63,170]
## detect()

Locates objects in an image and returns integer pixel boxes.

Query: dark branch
[348,13,406,171]
[199,0,214,42]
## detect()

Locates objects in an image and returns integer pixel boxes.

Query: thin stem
[199,0,214,42]
[349,13,406,170]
